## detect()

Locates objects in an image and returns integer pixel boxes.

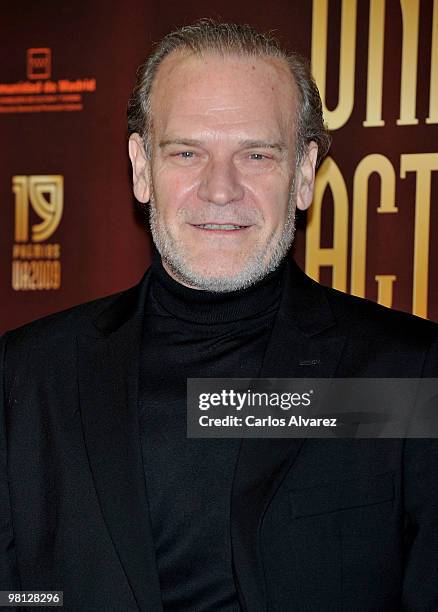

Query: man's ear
[296,141,318,211]
[128,133,150,203]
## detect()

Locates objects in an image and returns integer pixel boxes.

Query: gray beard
[147,178,297,292]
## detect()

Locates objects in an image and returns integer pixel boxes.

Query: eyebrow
[238,139,287,153]
[159,138,202,149]
[159,138,287,152]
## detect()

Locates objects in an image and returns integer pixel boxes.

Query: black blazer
[1,260,438,611]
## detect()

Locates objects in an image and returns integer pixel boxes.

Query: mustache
[179,208,262,226]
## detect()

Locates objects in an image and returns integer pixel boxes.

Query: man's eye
[177,151,195,158]
[249,153,268,161]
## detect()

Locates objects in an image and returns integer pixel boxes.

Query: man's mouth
[191,223,250,231]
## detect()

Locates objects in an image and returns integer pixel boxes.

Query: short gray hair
[127,18,330,166]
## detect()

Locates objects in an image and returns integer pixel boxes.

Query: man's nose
[198,159,244,205]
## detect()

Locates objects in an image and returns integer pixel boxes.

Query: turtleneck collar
[148,247,288,325]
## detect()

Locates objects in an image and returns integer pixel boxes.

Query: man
[1,19,438,612]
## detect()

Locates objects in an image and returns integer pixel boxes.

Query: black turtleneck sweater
[138,249,287,611]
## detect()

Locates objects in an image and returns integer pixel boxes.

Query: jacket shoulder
[323,284,437,335]
[1,282,140,359]
[319,283,438,370]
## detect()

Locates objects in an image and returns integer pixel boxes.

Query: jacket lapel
[77,271,163,612]
[231,259,347,612]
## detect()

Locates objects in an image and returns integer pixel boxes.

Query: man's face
[129,51,317,291]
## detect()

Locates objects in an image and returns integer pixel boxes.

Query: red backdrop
[1,0,437,333]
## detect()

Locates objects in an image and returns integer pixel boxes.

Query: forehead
[149,50,298,141]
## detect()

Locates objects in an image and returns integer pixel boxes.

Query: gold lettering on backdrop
[400,154,438,318]
[363,0,385,127]
[311,0,357,130]
[11,175,63,291]
[12,243,60,259]
[306,157,348,291]
[351,155,398,298]
[13,175,63,242]
[375,275,397,308]
[30,176,63,241]
[312,0,435,127]
[426,0,438,124]
[308,155,436,316]
[12,176,29,242]
[308,1,436,318]
[11,260,61,291]
[397,0,420,125]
